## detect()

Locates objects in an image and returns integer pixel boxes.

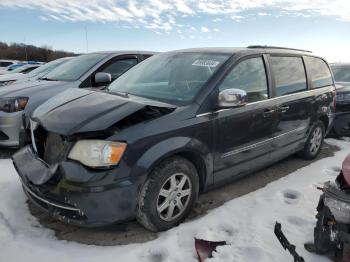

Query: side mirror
[95,72,112,84]
[218,88,248,108]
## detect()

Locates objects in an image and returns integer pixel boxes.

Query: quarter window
[304,57,333,88]
[270,56,307,96]
[218,57,268,103]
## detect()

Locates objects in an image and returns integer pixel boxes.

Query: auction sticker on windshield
[192,59,220,67]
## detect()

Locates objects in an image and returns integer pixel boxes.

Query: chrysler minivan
[13,46,336,232]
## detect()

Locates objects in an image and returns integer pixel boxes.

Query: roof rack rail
[247,45,312,53]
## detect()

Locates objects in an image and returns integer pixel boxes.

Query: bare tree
[0,42,77,62]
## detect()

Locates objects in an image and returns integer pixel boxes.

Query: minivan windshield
[331,66,350,82]
[43,53,108,81]
[108,52,230,104]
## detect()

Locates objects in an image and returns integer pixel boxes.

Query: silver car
[0,51,155,147]
[0,57,72,87]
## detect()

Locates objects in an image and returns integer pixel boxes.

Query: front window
[108,52,230,104]
[218,57,268,103]
[43,53,108,81]
[331,66,350,82]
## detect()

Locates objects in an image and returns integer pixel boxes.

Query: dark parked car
[0,51,155,147]
[330,63,350,136]
[13,46,336,232]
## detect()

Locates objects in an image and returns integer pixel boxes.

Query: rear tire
[299,121,325,160]
[136,156,199,232]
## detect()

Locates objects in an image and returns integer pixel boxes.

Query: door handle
[279,105,290,113]
[263,109,275,118]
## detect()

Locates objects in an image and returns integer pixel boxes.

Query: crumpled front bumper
[12,145,146,227]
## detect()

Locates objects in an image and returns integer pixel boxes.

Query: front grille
[30,120,66,165]
[43,133,65,165]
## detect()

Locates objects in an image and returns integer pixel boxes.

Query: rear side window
[218,57,268,103]
[270,56,307,96]
[304,57,333,88]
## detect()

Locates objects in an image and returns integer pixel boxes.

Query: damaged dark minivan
[13,46,336,232]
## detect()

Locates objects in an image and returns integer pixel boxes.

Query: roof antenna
[84,25,89,53]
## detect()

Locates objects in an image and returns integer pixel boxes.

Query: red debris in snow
[195,238,227,262]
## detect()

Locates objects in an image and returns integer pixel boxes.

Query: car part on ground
[195,238,227,262]
[274,222,305,262]
[13,46,335,231]
[310,153,350,261]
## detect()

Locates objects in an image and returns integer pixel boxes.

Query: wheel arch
[130,137,213,192]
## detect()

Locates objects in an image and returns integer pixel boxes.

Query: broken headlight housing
[0,97,29,113]
[68,140,127,168]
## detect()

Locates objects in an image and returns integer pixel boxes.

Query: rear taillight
[332,89,336,112]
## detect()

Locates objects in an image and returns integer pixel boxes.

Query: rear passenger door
[268,55,312,155]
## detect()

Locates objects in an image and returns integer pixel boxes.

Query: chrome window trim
[221,126,307,158]
[196,85,333,118]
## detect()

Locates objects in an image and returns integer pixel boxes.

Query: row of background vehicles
[0,59,43,75]
[0,46,345,232]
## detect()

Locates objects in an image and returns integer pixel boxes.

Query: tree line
[0,42,76,62]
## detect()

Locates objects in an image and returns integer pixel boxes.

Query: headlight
[68,140,127,168]
[337,93,350,102]
[0,97,29,113]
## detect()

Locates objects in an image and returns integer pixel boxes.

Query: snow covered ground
[1,139,349,262]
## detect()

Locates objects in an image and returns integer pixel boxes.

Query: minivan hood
[32,88,175,136]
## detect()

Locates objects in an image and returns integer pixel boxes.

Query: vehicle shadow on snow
[23,142,339,246]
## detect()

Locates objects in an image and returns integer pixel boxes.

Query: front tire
[300,121,325,160]
[136,156,199,232]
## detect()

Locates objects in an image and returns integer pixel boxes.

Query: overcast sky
[0,0,349,62]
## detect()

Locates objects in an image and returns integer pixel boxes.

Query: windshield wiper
[110,91,129,98]
[39,77,55,81]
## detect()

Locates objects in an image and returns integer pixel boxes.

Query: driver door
[213,56,279,183]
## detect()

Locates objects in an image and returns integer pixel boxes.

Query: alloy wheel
[157,173,192,222]
[309,126,323,155]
